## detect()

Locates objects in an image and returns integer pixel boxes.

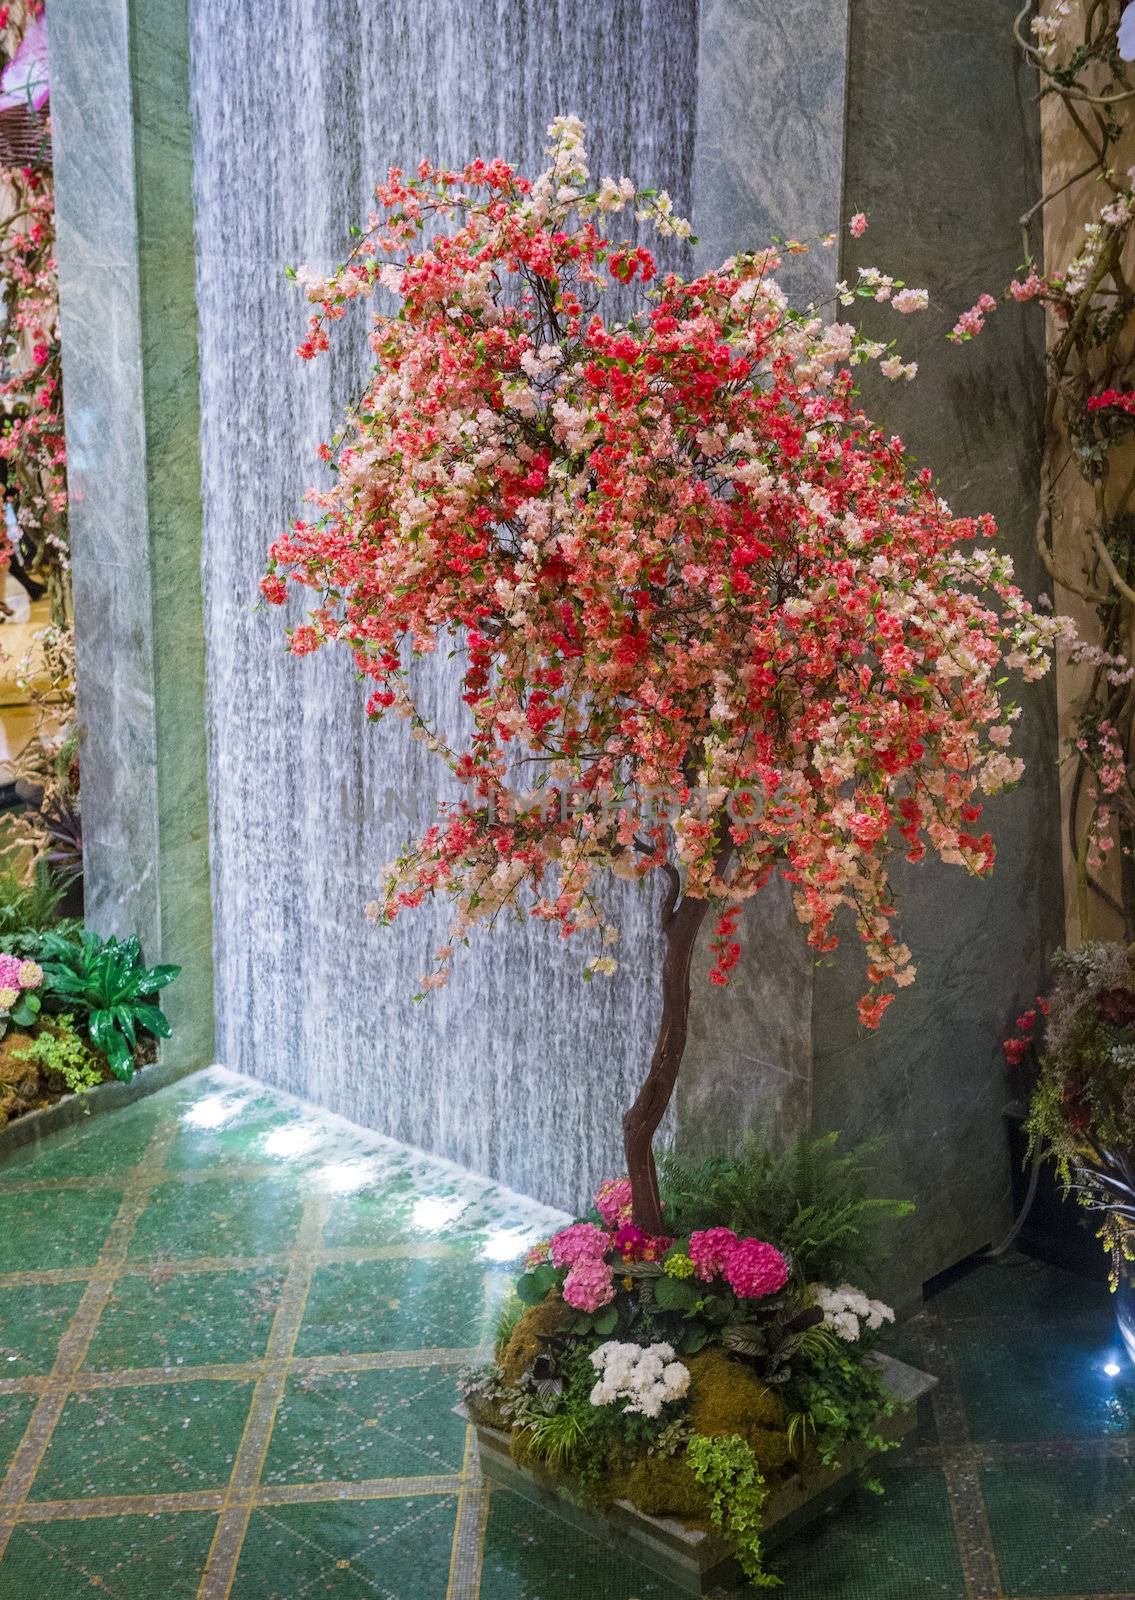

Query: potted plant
[265,118,1066,1575]
[1022,943,1135,1361]
[459,1136,921,1590]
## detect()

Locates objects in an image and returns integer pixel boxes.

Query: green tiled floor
[0,1066,1131,1599]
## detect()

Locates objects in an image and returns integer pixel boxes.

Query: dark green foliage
[658,1132,914,1286]
[780,1339,895,1470]
[37,930,179,1081]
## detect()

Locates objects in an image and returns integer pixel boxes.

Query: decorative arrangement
[0,863,179,1129]
[955,1,1135,940]
[459,1138,917,1589]
[1013,942,1135,1356]
[267,115,1070,1231]
[0,1,79,875]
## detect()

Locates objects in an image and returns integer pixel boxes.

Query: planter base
[461,1352,936,1595]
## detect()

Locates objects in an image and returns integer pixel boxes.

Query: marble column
[678,0,1058,1306]
[49,0,214,1064]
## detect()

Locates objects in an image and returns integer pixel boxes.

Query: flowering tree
[265,118,1066,1232]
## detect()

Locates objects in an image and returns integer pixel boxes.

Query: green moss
[614,1453,710,1520]
[686,1348,790,1473]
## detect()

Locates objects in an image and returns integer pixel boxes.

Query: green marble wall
[50,0,214,1064]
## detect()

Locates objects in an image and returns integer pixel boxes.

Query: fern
[659,1131,913,1285]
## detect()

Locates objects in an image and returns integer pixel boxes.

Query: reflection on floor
[0,1066,1131,1598]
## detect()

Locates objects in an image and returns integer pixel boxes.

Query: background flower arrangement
[461,1135,910,1588]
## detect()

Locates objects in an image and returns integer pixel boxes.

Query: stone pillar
[49,0,214,1063]
[679,0,1059,1306]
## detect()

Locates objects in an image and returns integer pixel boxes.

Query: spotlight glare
[481,1227,540,1263]
[1104,1360,1122,1377]
[318,1160,374,1194]
[183,1093,244,1130]
[412,1196,464,1230]
[263,1126,316,1158]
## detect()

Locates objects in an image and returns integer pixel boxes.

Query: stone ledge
[0,1056,207,1162]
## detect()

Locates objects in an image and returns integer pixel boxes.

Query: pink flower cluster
[546,1220,616,1311]
[688,1228,789,1300]
[594,1177,634,1227]
[612,1224,672,1262]
[948,291,998,342]
[0,952,42,1013]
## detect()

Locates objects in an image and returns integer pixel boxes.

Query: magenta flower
[549,1221,611,1269]
[562,1255,616,1312]
[612,1224,672,1262]
[724,1237,790,1299]
[0,954,22,990]
[688,1227,739,1282]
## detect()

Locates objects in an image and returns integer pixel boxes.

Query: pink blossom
[723,1237,790,1299]
[688,1227,739,1282]
[1009,271,1045,303]
[849,212,868,238]
[562,1255,616,1312]
[549,1221,611,1268]
[594,1176,634,1227]
[0,954,22,990]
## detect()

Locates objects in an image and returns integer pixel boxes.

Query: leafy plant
[11,1015,104,1096]
[780,1338,896,1471]
[659,1133,914,1286]
[0,859,77,955]
[686,1432,776,1589]
[36,930,179,1080]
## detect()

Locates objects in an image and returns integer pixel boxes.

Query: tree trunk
[623,887,714,1234]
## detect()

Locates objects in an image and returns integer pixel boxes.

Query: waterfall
[188,0,700,1210]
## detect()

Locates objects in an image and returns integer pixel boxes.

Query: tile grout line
[0,1344,488,1399]
[195,1192,329,1600]
[913,1320,1005,1600]
[446,1427,489,1600]
[0,1120,177,1563]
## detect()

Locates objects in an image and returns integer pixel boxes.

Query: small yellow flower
[623,1275,634,1292]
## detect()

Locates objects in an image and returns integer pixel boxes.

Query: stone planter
[461,1351,936,1595]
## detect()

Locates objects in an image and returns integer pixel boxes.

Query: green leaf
[654,1274,700,1312]
[131,1005,171,1040]
[516,1263,558,1305]
[591,1305,618,1337]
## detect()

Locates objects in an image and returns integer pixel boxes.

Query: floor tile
[228,1495,457,1599]
[773,1467,966,1598]
[82,1266,285,1372]
[0,1393,36,1466]
[949,1318,1135,1441]
[26,1380,255,1501]
[295,1258,507,1356]
[481,1490,689,1599]
[0,1281,88,1376]
[0,1188,123,1272]
[982,1458,1135,1594]
[164,1088,305,1172]
[262,1365,468,1484]
[0,1511,217,1599]
[0,1104,160,1184]
[929,1255,1112,1322]
[127,1176,303,1262]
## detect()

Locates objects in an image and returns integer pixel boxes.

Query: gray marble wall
[50,0,214,1064]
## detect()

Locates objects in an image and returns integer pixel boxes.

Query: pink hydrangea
[524,1240,550,1268]
[0,954,22,990]
[17,960,42,989]
[562,1256,616,1312]
[688,1227,739,1282]
[724,1238,790,1299]
[612,1224,672,1263]
[549,1221,611,1269]
[594,1177,634,1227]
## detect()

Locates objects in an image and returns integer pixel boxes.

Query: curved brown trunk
[623,889,714,1232]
